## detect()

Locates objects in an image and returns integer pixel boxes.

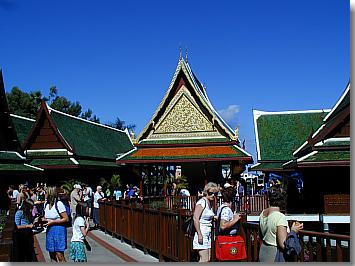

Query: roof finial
[185,47,188,63]
[179,46,182,60]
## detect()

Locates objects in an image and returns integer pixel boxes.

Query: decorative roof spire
[179,46,182,60]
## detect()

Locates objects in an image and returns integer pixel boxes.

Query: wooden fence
[99,200,193,261]
[141,195,269,215]
[0,202,16,262]
[242,222,351,262]
[99,200,350,262]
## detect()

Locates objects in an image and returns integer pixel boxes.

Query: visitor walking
[69,203,90,262]
[70,184,83,223]
[43,187,69,262]
[192,182,219,262]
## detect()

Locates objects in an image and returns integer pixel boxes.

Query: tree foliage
[106,117,136,132]
[6,85,100,122]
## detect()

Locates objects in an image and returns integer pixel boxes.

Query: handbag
[182,216,196,238]
[83,238,92,251]
[215,235,247,261]
[181,199,206,238]
[215,206,246,261]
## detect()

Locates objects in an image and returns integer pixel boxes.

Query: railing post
[130,204,135,248]
[158,209,164,261]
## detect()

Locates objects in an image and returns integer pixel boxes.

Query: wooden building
[0,71,43,181]
[250,83,350,231]
[284,83,350,228]
[117,56,253,195]
[249,108,330,213]
[21,101,135,185]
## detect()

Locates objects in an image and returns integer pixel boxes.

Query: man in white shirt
[70,185,82,223]
[93,186,106,228]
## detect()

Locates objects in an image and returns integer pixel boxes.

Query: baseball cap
[74,184,82,189]
[224,183,232,188]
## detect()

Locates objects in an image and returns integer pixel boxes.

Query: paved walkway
[34,226,159,263]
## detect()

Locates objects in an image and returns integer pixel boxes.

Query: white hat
[74,184,82,189]
[224,183,232,188]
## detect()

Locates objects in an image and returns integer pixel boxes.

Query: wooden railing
[98,200,350,262]
[99,200,194,261]
[134,195,269,215]
[0,202,16,262]
[241,222,351,262]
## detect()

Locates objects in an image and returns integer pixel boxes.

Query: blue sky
[0,0,349,162]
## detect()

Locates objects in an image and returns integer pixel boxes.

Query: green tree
[7,85,100,122]
[6,87,42,119]
[106,117,136,132]
[99,174,122,193]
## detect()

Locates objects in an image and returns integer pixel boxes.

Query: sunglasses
[207,191,218,197]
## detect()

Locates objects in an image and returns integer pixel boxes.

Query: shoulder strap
[198,198,207,221]
[54,200,64,218]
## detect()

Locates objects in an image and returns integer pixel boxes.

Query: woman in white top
[259,188,303,262]
[193,182,219,262]
[43,187,69,262]
[216,187,240,236]
[69,202,90,262]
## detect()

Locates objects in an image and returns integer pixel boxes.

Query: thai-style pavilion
[283,83,350,219]
[117,56,253,195]
[0,71,43,180]
[249,108,330,212]
[250,83,350,231]
[21,101,135,185]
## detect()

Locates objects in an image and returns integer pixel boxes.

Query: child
[69,203,90,262]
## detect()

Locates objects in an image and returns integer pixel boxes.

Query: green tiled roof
[315,138,350,148]
[10,115,34,146]
[255,111,329,161]
[249,162,285,171]
[301,151,350,162]
[31,158,75,166]
[0,163,40,172]
[0,151,23,161]
[77,160,119,168]
[50,110,134,160]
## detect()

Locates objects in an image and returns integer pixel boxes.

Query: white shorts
[192,224,211,250]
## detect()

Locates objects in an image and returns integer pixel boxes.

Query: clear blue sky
[0,0,349,163]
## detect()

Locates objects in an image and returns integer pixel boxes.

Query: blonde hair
[46,186,59,208]
[202,182,219,196]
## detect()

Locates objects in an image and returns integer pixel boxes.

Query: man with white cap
[224,182,233,189]
[93,186,106,229]
[70,184,83,223]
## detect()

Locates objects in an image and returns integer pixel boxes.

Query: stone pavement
[34,226,159,263]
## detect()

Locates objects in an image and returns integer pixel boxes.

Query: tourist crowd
[8,182,120,262]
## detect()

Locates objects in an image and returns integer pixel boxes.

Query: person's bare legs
[56,252,66,262]
[49,252,58,262]
[198,249,209,262]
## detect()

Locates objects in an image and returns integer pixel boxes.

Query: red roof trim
[118,156,252,164]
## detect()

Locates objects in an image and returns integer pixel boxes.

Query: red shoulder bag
[215,207,247,261]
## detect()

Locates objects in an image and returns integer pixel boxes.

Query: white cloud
[218,105,240,126]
